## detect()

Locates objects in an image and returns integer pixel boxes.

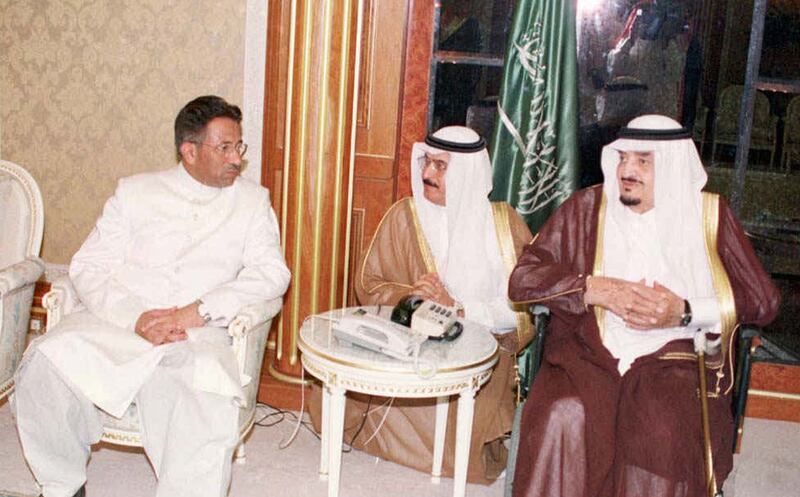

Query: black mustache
[620,176,642,184]
[422,178,438,188]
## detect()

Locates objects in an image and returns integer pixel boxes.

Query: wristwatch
[196,299,212,324]
[679,299,692,327]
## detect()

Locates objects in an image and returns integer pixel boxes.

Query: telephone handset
[392,295,463,340]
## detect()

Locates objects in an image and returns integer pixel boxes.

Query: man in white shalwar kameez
[14,96,290,497]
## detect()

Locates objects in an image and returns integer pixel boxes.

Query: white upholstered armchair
[0,160,45,401]
[43,278,282,463]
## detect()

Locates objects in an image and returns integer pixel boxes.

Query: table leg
[319,384,331,478]
[327,386,347,497]
[431,395,450,483]
[453,390,476,497]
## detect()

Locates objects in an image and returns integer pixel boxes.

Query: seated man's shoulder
[560,184,603,212]
[234,175,272,202]
[363,197,422,244]
[381,196,415,225]
[489,201,534,243]
[490,187,601,221]
[490,200,524,224]
[574,183,602,199]
[112,168,171,197]
[490,200,525,217]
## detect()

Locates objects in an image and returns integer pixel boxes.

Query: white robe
[36,165,290,417]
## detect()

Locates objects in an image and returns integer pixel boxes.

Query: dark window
[429,0,515,138]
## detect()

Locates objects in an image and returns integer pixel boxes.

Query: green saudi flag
[490,0,580,232]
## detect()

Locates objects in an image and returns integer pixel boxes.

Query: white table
[298,306,498,497]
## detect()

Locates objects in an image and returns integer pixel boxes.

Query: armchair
[0,160,45,401]
[504,305,549,497]
[43,276,282,463]
[504,304,762,497]
[693,103,709,157]
[781,95,800,173]
[711,85,778,168]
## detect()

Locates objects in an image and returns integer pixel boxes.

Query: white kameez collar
[172,163,225,203]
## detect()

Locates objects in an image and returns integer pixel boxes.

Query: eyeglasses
[193,141,248,158]
[419,154,449,172]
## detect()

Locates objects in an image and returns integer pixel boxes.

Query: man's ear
[180,141,197,164]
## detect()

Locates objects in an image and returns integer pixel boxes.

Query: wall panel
[0,0,246,263]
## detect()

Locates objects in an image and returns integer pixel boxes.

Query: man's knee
[521,395,585,451]
[545,397,585,434]
[14,345,55,397]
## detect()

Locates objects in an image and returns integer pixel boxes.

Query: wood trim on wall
[258,0,433,408]
[356,0,376,128]
[262,0,292,194]
[394,0,434,200]
[745,362,800,423]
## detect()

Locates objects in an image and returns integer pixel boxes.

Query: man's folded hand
[584,276,683,330]
[135,306,196,345]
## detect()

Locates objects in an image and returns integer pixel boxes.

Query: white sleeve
[689,296,721,330]
[69,181,148,330]
[461,295,518,333]
[199,194,290,325]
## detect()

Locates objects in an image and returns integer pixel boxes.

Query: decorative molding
[357,0,376,128]
[301,356,494,397]
[748,389,800,401]
[269,0,363,382]
[348,208,365,306]
[354,155,395,179]
[268,361,313,385]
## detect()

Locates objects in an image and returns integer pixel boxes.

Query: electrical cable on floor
[253,404,320,441]
[279,367,307,449]
[343,395,372,451]
[254,393,394,454]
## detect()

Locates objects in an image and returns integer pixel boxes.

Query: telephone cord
[411,343,438,379]
[279,366,306,449]
[363,397,395,446]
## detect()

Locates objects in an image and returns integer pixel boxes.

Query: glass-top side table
[298,306,499,497]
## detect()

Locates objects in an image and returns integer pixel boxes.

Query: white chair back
[0,160,44,268]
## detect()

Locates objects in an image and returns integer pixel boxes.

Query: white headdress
[601,114,716,320]
[410,126,506,307]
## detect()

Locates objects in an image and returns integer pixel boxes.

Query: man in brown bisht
[508,114,780,497]
[308,125,533,483]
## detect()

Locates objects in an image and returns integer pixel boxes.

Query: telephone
[332,310,428,360]
[411,300,458,338]
[391,295,463,340]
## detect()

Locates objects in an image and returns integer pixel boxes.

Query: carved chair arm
[227,297,283,397]
[42,275,83,331]
[227,298,283,339]
[0,256,44,298]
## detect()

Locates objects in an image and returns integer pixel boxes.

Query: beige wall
[0,0,247,263]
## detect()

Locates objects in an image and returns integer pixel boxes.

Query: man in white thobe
[13,95,290,497]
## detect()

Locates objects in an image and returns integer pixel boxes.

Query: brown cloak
[308,197,533,484]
